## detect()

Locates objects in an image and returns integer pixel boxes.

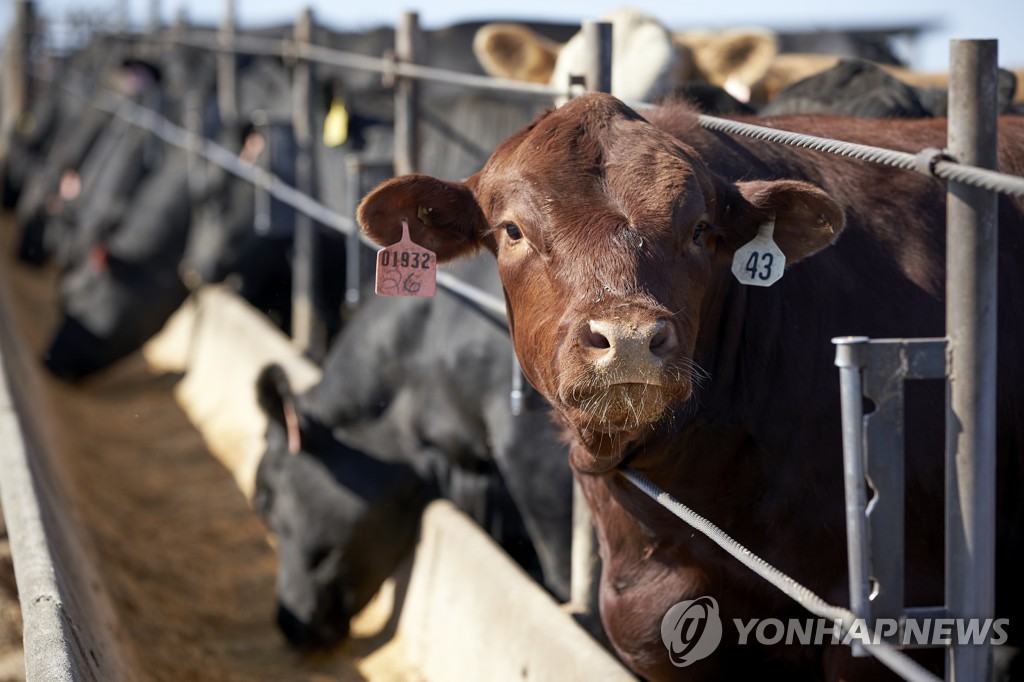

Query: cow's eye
[693,221,708,244]
[505,223,523,240]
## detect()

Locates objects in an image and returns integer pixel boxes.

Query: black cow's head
[254,365,427,649]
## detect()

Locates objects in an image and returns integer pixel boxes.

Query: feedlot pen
[0,213,416,680]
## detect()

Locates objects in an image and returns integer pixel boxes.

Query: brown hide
[359,94,1024,680]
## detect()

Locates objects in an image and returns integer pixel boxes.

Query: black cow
[2,37,121,212]
[254,254,574,648]
[181,119,304,334]
[40,54,301,380]
[43,147,192,380]
[761,59,931,118]
[255,364,429,647]
[13,53,170,266]
[762,58,1019,118]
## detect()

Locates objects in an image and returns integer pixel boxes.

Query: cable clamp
[915,147,956,178]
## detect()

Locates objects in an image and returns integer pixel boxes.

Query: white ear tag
[731,218,785,287]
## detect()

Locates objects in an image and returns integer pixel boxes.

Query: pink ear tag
[374,219,437,297]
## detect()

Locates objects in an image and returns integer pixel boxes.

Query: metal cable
[618,466,941,682]
[696,114,1024,199]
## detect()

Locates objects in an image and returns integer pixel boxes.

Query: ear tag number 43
[731,218,785,287]
[375,219,437,297]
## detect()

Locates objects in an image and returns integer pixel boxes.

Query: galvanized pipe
[581,21,613,94]
[567,19,612,621]
[290,8,323,359]
[344,154,363,310]
[394,12,423,175]
[251,110,271,235]
[216,0,237,126]
[945,39,999,682]
[833,336,872,658]
[148,0,161,34]
[1,1,33,144]
[183,87,205,202]
[171,33,564,100]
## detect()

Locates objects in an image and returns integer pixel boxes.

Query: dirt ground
[0,213,416,681]
[0,504,25,682]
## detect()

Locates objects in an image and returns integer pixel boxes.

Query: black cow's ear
[357,174,489,263]
[256,364,302,455]
[718,179,845,264]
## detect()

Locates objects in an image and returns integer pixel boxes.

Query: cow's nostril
[584,323,611,350]
[649,321,677,356]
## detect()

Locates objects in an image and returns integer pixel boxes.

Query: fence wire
[694,114,1024,198]
[619,467,942,682]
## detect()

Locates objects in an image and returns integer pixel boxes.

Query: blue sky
[4,0,1023,72]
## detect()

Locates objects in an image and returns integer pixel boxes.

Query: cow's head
[358,94,843,472]
[254,365,427,648]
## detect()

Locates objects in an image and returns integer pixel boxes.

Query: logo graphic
[661,596,723,667]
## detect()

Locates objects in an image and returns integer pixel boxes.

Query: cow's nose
[582,317,678,367]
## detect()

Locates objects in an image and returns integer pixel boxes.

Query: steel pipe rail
[135,32,568,100]
[57,79,513,324]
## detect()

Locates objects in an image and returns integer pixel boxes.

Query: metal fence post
[568,19,613,622]
[148,0,161,35]
[217,0,237,127]
[833,336,871,658]
[291,7,324,359]
[184,87,205,202]
[344,154,364,311]
[945,39,999,682]
[394,12,423,175]
[581,21,613,94]
[1,1,34,151]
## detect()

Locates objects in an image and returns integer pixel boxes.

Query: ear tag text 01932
[731,217,785,287]
[375,219,437,297]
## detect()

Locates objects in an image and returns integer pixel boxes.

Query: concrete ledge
[0,350,75,681]
[0,257,139,681]
[399,500,630,681]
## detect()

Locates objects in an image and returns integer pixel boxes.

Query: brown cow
[358,93,1024,679]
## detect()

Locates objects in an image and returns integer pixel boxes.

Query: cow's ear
[719,179,845,264]
[358,174,489,263]
[256,364,302,456]
[473,23,561,83]
[677,29,777,102]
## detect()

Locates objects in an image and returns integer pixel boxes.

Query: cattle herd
[1,7,1023,681]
